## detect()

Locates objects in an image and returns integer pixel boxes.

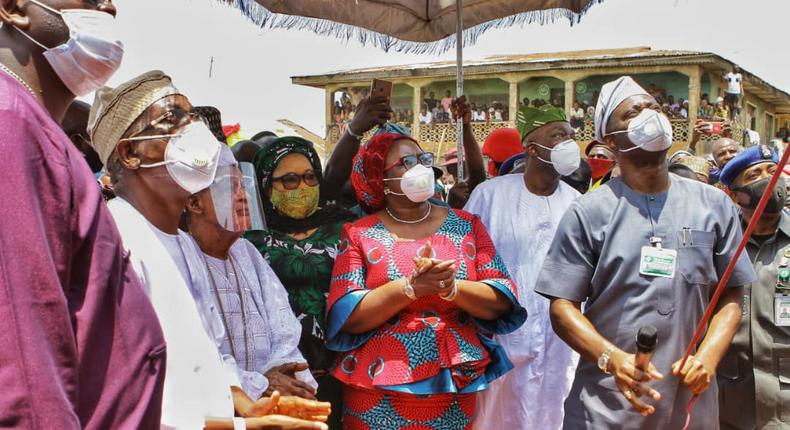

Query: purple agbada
[0,73,166,428]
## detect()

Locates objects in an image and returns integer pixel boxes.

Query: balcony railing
[417,122,514,154]
[324,119,741,156]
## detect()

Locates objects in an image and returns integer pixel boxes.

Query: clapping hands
[410,241,457,298]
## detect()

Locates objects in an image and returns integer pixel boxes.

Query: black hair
[251,130,277,142]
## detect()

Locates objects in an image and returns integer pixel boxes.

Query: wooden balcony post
[325,87,336,151]
[509,81,519,121]
[407,80,433,141]
[325,87,334,133]
[564,80,575,117]
[412,84,422,141]
[688,66,702,140]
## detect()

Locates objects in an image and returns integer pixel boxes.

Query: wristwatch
[598,344,617,375]
[403,279,417,300]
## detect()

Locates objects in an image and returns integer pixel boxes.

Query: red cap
[482,128,522,162]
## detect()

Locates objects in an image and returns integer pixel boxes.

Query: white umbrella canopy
[246,0,598,49]
[221,0,600,53]
[219,0,602,177]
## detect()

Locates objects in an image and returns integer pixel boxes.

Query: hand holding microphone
[608,325,664,416]
[635,325,658,372]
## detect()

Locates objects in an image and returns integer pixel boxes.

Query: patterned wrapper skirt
[342,385,477,430]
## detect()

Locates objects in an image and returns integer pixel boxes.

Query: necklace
[386,203,432,224]
[0,62,36,97]
[203,254,253,371]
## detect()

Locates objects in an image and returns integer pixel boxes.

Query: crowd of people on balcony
[339,68,745,134]
[418,91,511,125]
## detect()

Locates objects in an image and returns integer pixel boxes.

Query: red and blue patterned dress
[326,209,527,430]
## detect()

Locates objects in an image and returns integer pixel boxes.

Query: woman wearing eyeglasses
[326,132,527,430]
[245,136,356,429]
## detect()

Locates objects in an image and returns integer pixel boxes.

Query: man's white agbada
[465,174,580,430]
[108,198,237,429]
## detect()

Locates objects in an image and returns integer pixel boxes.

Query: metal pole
[455,0,465,181]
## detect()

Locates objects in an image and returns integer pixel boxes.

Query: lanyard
[645,195,662,248]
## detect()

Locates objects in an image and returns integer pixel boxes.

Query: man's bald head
[711,137,741,169]
[62,100,102,173]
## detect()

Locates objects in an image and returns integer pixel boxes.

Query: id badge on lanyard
[775,250,790,327]
[640,236,677,279]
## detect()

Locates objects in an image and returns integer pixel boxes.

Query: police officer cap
[719,145,779,187]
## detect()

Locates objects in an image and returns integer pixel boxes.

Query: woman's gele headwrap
[351,132,419,214]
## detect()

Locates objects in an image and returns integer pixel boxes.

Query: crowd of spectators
[419,90,511,125]
[337,81,743,131]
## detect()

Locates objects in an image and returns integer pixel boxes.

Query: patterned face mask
[270,185,320,220]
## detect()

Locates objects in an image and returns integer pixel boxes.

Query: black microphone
[635,325,658,372]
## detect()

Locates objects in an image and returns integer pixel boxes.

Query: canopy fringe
[218,0,603,55]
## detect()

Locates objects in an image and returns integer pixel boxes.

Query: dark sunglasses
[271,171,320,190]
[384,152,435,172]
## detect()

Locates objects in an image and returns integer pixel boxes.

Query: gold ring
[624,389,633,400]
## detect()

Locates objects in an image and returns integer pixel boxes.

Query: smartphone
[701,121,724,135]
[371,79,392,100]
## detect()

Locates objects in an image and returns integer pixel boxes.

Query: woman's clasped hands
[410,241,458,299]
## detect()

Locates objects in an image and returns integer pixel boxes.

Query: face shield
[207,163,266,232]
[239,162,266,231]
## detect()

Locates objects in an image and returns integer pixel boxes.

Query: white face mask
[384,164,435,203]
[608,109,673,153]
[129,122,221,194]
[534,139,581,176]
[14,0,124,96]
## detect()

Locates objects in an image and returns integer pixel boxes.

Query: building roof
[292,47,790,114]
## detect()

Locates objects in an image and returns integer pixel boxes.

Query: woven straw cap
[88,70,182,166]
[675,155,711,178]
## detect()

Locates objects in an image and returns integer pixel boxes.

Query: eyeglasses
[384,152,435,172]
[271,171,320,190]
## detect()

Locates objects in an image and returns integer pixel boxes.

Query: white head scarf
[594,76,651,142]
